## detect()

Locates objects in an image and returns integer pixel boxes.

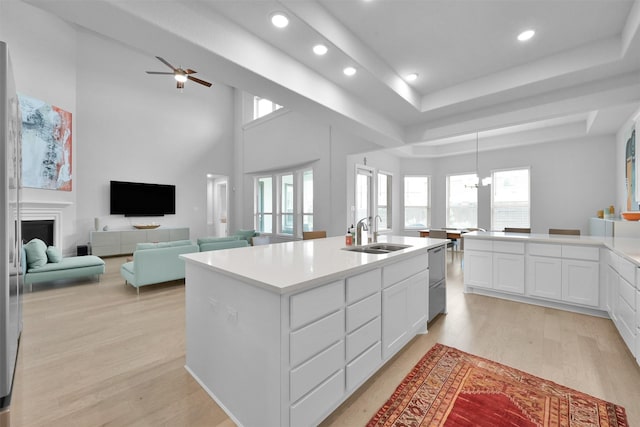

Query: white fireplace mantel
[21,201,71,248]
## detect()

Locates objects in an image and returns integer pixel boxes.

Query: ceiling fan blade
[146,71,174,75]
[156,56,176,71]
[188,75,212,87]
[177,81,184,90]
[185,69,197,74]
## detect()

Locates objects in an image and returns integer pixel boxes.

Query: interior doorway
[206,174,229,237]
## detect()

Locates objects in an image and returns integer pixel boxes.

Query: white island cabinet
[181,236,445,427]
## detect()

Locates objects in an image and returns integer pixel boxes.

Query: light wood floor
[10,252,640,426]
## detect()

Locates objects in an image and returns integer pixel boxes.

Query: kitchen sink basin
[342,243,412,254]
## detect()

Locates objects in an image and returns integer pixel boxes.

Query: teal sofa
[22,239,105,291]
[197,236,249,252]
[120,240,199,293]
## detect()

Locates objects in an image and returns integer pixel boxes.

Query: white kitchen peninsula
[180,235,446,427]
[463,231,640,370]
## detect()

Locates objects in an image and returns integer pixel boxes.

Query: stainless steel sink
[342,243,412,254]
[366,243,411,251]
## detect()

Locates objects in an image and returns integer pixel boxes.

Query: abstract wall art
[18,94,72,191]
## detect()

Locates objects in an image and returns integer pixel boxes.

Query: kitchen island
[181,235,446,427]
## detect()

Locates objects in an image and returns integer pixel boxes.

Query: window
[302,170,313,232]
[404,176,430,228]
[377,172,392,230]
[355,167,374,226]
[254,168,313,237]
[446,174,477,228]
[279,174,294,234]
[491,168,530,231]
[255,177,273,233]
[253,96,282,120]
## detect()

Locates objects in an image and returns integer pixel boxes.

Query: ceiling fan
[146,56,212,89]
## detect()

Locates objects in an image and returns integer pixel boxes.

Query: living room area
[3,0,640,426]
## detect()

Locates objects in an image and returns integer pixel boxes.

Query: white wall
[239,108,377,238]
[1,1,77,254]
[1,2,236,253]
[401,136,616,235]
[75,30,235,243]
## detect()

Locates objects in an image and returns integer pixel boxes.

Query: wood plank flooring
[10,252,640,426]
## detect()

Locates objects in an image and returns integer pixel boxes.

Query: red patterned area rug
[367,343,628,427]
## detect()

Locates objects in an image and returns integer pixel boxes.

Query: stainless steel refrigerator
[0,40,23,420]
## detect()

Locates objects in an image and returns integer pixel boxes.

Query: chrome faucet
[356,217,369,246]
[373,215,382,242]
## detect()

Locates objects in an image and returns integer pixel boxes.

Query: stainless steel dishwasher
[428,245,447,322]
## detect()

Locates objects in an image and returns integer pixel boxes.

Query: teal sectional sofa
[120,232,257,294]
[120,240,200,294]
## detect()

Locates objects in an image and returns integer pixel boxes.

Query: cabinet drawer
[347,292,380,333]
[290,280,344,330]
[528,243,561,257]
[562,245,599,261]
[290,340,344,403]
[607,250,620,269]
[617,296,636,351]
[290,310,344,367]
[91,244,120,256]
[620,277,636,308]
[147,229,170,242]
[346,269,381,304]
[464,239,492,251]
[383,255,427,288]
[617,258,636,286]
[120,230,147,244]
[91,231,120,245]
[290,369,345,427]
[346,341,382,391]
[169,228,190,241]
[346,317,381,362]
[493,241,524,254]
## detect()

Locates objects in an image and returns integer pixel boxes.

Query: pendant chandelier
[473,131,492,187]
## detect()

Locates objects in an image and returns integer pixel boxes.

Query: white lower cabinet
[464,250,492,289]
[562,259,599,306]
[527,256,562,300]
[465,240,524,294]
[382,268,428,360]
[526,245,599,307]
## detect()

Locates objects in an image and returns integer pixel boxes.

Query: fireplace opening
[22,220,54,246]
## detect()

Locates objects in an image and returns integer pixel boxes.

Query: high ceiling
[26,0,640,156]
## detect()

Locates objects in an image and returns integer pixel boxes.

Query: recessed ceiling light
[313,44,328,56]
[517,29,535,42]
[271,13,289,28]
[343,67,357,76]
[406,73,419,82]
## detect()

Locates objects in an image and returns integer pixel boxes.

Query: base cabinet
[527,256,562,300]
[562,259,599,306]
[382,269,428,360]
[493,253,525,294]
[464,250,492,289]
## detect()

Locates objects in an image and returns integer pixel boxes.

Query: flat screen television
[110,180,175,217]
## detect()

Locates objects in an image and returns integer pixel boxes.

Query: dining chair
[428,229,454,262]
[504,227,531,233]
[302,231,327,240]
[548,228,580,236]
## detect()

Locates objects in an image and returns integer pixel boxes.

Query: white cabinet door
[464,250,492,289]
[382,281,409,359]
[407,270,428,331]
[493,253,525,294]
[526,256,562,300]
[606,265,617,317]
[562,259,599,307]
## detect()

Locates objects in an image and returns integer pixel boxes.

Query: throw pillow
[46,246,62,263]
[23,238,48,269]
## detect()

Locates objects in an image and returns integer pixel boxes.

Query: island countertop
[181,235,445,294]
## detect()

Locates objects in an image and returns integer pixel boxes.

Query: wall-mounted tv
[110,180,176,217]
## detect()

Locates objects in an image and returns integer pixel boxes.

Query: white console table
[90,227,190,256]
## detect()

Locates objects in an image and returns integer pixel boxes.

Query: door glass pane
[356,171,371,223]
[281,174,294,234]
[447,174,477,228]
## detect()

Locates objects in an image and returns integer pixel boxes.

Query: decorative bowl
[621,211,640,221]
[133,224,161,229]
